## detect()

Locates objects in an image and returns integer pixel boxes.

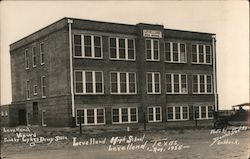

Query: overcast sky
[0,1,249,109]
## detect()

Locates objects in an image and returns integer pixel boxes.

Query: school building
[8,17,218,127]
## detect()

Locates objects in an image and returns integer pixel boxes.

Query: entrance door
[33,102,39,125]
[18,109,27,125]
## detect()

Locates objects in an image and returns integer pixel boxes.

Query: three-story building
[9,17,218,127]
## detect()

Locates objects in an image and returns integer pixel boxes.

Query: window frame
[40,42,45,65]
[145,39,160,61]
[110,72,137,94]
[193,105,214,120]
[164,42,187,63]
[33,85,38,96]
[146,72,161,94]
[25,49,30,69]
[192,74,213,94]
[109,37,136,61]
[111,107,138,124]
[32,47,37,68]
[148,106,162,122]
[74,70,104,95]
[26,80,30,100]
[76,108,105,126]
[167,106,189,121]
[191,44,212,65]
[73,34,103,59]
[41,76,46,98]
[166,73,188,94]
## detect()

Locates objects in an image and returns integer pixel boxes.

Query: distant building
[9,17,218,127]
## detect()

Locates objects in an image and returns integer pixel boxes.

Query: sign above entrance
[143,30,162,38]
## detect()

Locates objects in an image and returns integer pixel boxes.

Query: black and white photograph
[0,1,249,159]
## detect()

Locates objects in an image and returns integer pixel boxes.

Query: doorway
[18,109,27,125]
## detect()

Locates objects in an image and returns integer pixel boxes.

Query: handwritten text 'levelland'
[73,134,190,153]
[209,126,248,147]
[2,127,67,147]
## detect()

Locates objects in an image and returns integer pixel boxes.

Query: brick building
[9,17,218,127]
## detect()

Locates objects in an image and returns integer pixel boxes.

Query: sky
[0,1,249,109]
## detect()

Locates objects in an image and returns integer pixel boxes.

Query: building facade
[9,17,218,127]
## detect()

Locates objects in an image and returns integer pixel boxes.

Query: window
[40,43,45,65]
[109,37,135,60]
[34,85,38,95]
[147,72,161,94]
[1,111,4,117]
[166,74,187,94]
[5,111,8,117]
[148,106,162,122]
[110,72,136,94]
[165,42,186,63]
[73,34,102,59]
[32,47,37,67]
[167,106,189,121]
[26,80,30,100]
[74,71,104,94]
[25,49,30,69]
[76,108,105,125]
[112,107,138,124]
[146,39,159,61]
[192,75,213,94]
[192,44,212,64]
[194,106,214,119]
[42,110,46,126]
[41,76,46,98]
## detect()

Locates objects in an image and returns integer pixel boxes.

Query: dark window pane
[122,108,128,122]
[201,106,206,118]
[192,45,197,62]
[199,45,204,63]
[206,45,211,63]
[74,35,81,44]
[87,109,94,124]
[165,42,171,61]
[175,107,181,119]
[166,74,172,93]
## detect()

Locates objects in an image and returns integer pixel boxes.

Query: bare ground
[1,126,249,159]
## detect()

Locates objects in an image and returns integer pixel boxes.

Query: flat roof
[10,17,215,52]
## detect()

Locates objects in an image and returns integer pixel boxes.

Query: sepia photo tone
[0,1,249,159]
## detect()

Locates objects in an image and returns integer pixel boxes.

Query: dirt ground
[1,126,249,159]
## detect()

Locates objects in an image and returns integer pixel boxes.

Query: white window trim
[26,80,30,100]
[42,110,47,126]
[25,49,29,69]
[74,70,104,95]
[165,42,187,63]
[110,72,137,94]
[191,44,212,65]
[109,37,136,61]
[148,106,162,122]
[33,85,38,96]
[147,72,161,94]
[192,74,213,94]
[145,39,160,61]
[167,106,189,121]
[76,108,106,126]
[73,34,103,59]
[40,43,45,65]
[194,106,214,120]
[166,73,188,94]
[32,47,36,68]
[41,76,46,98]
[111,107,138,124]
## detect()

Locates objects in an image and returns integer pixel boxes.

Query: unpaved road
[1,127,249,159]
